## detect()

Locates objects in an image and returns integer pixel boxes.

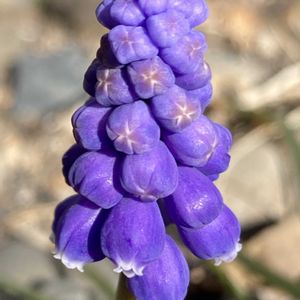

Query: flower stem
[115,274,136,300]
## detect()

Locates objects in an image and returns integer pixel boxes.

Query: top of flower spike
[96,0,209,29]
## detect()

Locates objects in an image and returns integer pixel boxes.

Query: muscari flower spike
[51,1,242,299]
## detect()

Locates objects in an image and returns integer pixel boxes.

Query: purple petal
[127,56,175,99]
[53,195,105,271]
[186,82,213,113]
[176,61,211,90]
[68,150,123,208]
[101,197,165,277]
[165,166,223,228]
[109,25,158,65]
[95,0,117,29]
[97,34,122,68]
[110,0,145,26]
[163,115,217,167]
[146,9,190,48]
[160,30,207,74]
[168,0,193,17]
[95,67,138,106]
[188,0,209,27]
[137,0,169,16]
[62,144,86,185]
[106,100,160,154]
[83,59,102,97]
[128,235,189,300]
[198,123,232,176]
[151,85,200,132]
[178,204,242,265]
[121,141,178,201]
[72,98,112,151]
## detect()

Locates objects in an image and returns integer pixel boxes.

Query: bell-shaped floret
[83,59,101,97]
[110,0,145,26]
[198,123,232,176]
[121,141,178,201]
[106,100,160,154]
[52,195,105,272]
[137,0,169,16]
[128,235,189,300]
[188,0,209,27]
[163,115,217,167]
[160,30,207,74]
[101,197,165,278]
[151,85,200,132]
[186,82,213,113]
[127,56,175,99]
[165,166,223,229]
[68,150,123,208]
[109,25,158,65]
[168,0,193,17]
[95,67,138,106]
[62,144,86,185]
[176,61,211,90]
[178,204,242,265]
[146,9,190,48]
[96,0,116,29]
[97,35,122,68]
[72,98,112,151]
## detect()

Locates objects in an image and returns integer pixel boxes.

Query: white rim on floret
[214,242,242,266]
[53,251,85,272]
[113,259,145,278]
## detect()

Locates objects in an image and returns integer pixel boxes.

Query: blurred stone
[246,215,300,281]
[238,62,300,111]
[12,46,88,118]
[256,287,293,300]
[216,127,294,228]
[40,278,99,300]
[0,240,56,286]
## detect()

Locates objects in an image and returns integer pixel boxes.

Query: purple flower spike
[128,56,175,99]
[137,0,169,16]
[128,235,189,300]
[176,61,211,90]
[151,85,200,133]
[163,115,217,167]
[198,123,232,176]
[178,205,242,265]
[68,150,123,209]
[169,0,193,17]
[110,0,145,26]
[95,0,116,29]
[106,100,160,154]
[72,98,112,151]
[109,25,158,65]
[101,197,165,278]
[52,195,105,272]
[95,67,137,106]
[165,167,223,229]
[62,144,86,185]
[146,9,190,48]
[160,30,207,74]
[121,141,178,201]
[186,82,213,113]
[188,0,209,27]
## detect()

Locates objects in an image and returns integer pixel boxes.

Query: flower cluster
[51,1,242,299]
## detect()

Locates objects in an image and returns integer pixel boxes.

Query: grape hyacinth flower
[51,1,242,299]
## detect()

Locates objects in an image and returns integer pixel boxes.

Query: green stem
[115,274,136,300]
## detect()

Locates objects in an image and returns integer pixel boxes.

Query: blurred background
[0,0,300,299]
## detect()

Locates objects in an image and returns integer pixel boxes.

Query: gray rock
[216,127,294,228]
[12,46,88,117]
[0,240,57,286]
